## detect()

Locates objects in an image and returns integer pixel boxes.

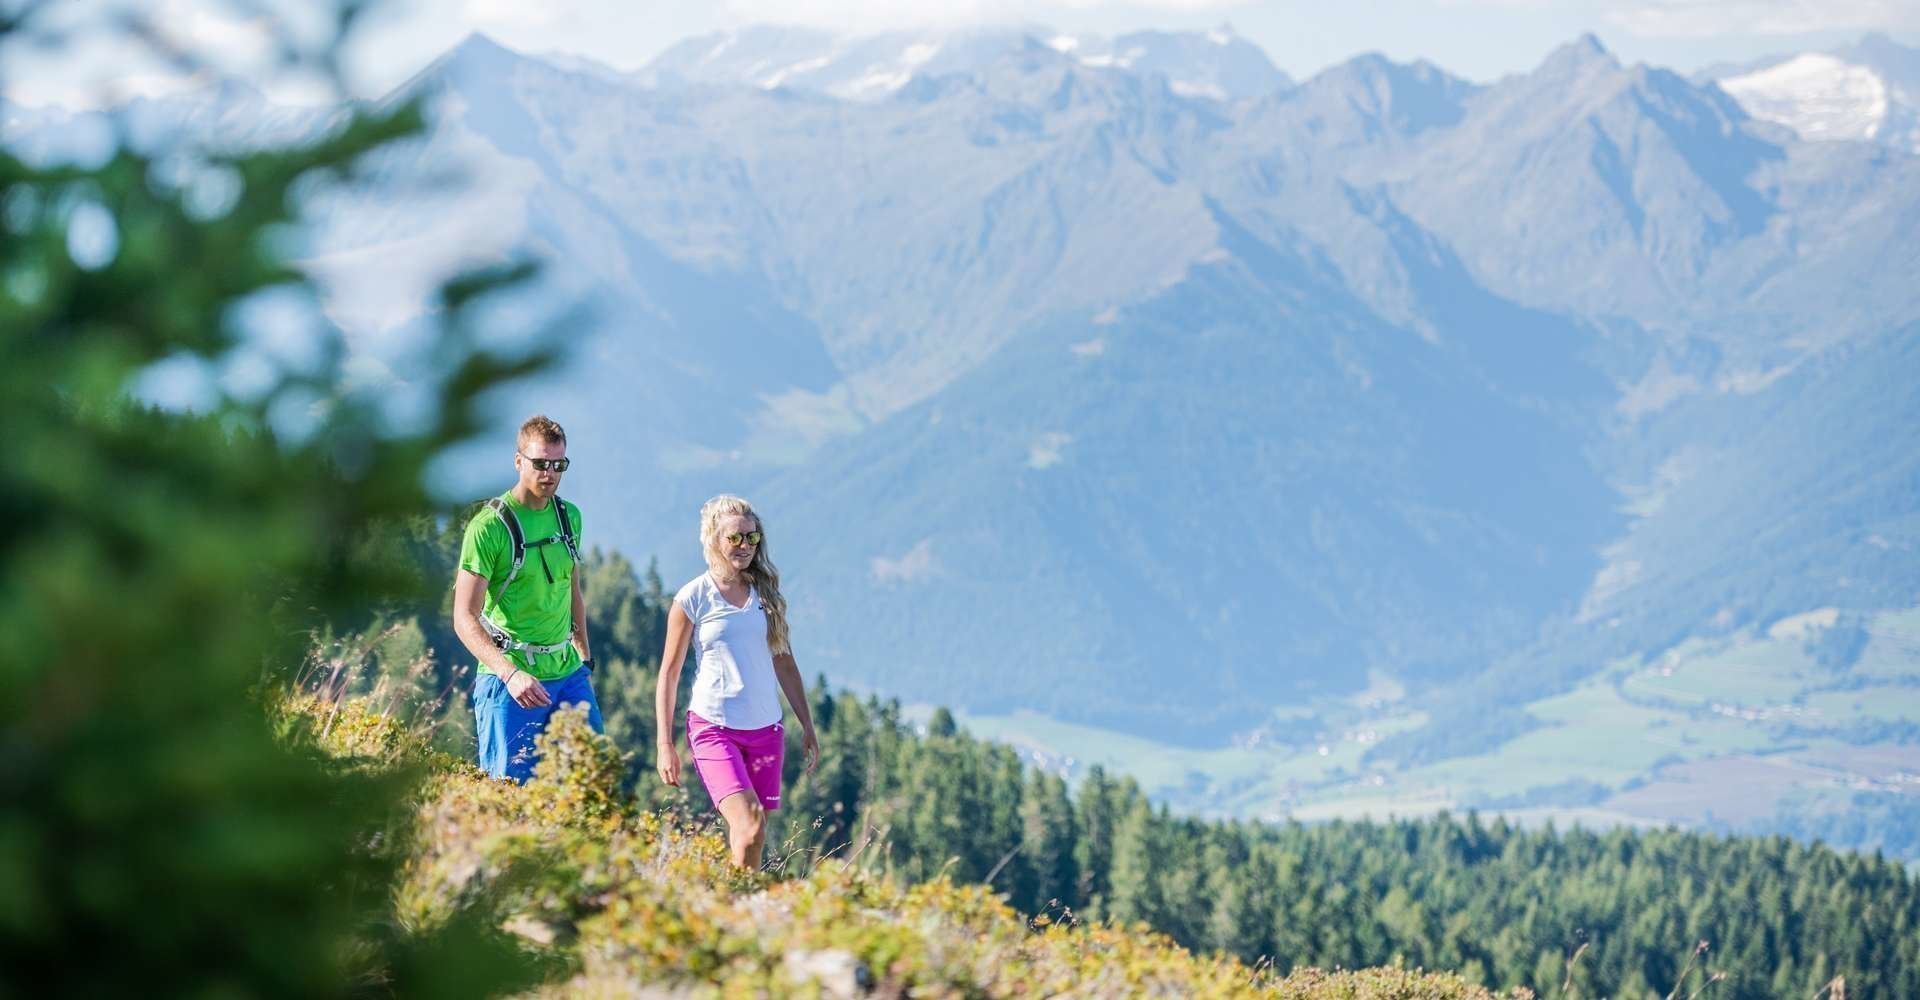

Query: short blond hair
[518,414,566,449]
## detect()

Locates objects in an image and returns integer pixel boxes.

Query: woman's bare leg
[715,790,766,869]
[750,812,770,865]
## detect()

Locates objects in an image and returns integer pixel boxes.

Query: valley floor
[945,605,1920,858]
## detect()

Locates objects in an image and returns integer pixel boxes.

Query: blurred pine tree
[0,3,558,994]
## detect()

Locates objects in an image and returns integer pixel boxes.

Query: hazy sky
[5,0,1918,108]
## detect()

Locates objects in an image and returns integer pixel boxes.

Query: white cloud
[1442,0,1920,33]
[716,0,1010,29]
[15,0,1913,112]
[1605,0,1920,37]
[715,0,1248,31]
[463,0,559,29]
[1052,0,1251,8]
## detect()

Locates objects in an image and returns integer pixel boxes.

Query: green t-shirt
[459,492,585,681]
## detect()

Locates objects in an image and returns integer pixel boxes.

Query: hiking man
[453,414,601,781]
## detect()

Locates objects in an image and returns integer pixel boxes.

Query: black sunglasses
[518,452,570,473]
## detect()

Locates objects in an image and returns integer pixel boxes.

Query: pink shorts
[687,711,785,811]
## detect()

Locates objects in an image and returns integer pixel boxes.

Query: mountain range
[18,26,1919,827]
[382,27,1919,731]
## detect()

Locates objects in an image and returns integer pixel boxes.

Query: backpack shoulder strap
[553,496,581,564]
[482,497,526,587]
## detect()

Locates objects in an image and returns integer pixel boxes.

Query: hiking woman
[656,494,819,868]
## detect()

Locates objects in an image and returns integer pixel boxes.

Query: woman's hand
[801,726,820,775]
[656,742,681,787]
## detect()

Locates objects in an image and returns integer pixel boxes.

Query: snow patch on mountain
[1028,432,1073,469]
[834,42,945,97]
[1170,80,1228,100]
[1077,47,1140,70]
[747,385,867,459]
[1577,543,1643,623]
[763,55,833,89]
[1616,358,1702,419]
[872,539,938,584]
[1720,54,1888,141]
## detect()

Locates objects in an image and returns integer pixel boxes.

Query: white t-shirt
[675,573,784,729]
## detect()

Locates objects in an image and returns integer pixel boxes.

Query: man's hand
[506,668,552,709]
[656,743,681,787]
[801,726,820,775]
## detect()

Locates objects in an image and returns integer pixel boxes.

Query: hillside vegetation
[333,536,1920,999]
[282,692,1525,998]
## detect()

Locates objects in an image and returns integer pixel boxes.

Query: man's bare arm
[569,569,592,663]
[453,569,550,708]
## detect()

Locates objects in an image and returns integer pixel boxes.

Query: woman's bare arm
[771,652,819,773]
[654,602,693,786]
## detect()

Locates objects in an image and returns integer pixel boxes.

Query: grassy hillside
[293,601,1920,998]
[282,693,1525,998]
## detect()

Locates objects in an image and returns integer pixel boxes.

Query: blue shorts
[473,664,603,783]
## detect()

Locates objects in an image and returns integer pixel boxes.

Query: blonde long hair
[699,494,791,656]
